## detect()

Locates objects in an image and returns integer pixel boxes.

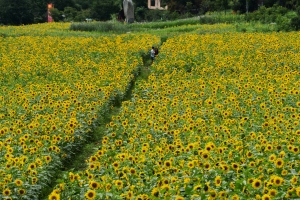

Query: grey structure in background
[123,0,134,23]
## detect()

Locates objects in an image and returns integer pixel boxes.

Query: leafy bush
[135,7,147,22]
[290,16,300,30]
[248,5,289,23]
[247,5,298,31]
[290,6,300,31]
[276,16,292,31]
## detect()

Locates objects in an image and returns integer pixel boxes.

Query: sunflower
[252,179,262,189]
[255,194,261,200]
[130,168,137,175]
[89,156,97,162]
[28,163,36,170]
[273,176,284,186]
[114,180,123,189]
[214,176,221,187]
[88,163,96,170]
[69,172,75,182]
[232,194,239,200]
[291,176,298,185]
[105,183,112,191]
[85,190,96,200]
[44,155,52,164]
[2,188,11,196]
[48,192,60,200]
[230,182,235,189]
[218,191,226,197]
[231,163,240,171]
[89,180,100,190]
[164,160,172,168]
[59,183,65,191]
[249,161,256,167]
[175,196,184,200]
[32,177,38,184]
[268,154,276,162]
[151,187,159,197]
[296,187,300,197]
[275,158,284,168]
[201,151,209,159]
[246,151,253,158]
[14,179,23,186]
[126,190,134,199]
[221,164,229,172]
[293,146,299,154]
[187,161,195,169]
[193,184,202,191]
[163,179,169,185]
[18,189,26,196]
[266,144,273,151]
[268,189,277,197]
[261,194,271,200]
[281,169,288,176]
[112,161,119,168]
[204,162,211,170]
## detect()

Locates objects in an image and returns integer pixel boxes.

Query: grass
[234,21,278,32]
[199,12,246,24]
[69,17,202,33]
[68,14,247,34]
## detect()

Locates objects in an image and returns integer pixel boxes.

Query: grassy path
[40,52,154,200]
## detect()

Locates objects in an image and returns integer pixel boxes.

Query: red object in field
[48,3,54,22]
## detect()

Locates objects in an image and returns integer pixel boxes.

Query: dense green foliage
[1,0,300,26]
[245,4,299,31]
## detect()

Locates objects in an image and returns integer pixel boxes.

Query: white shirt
[150,49,155,57]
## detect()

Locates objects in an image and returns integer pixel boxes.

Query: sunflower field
[0,22,300,200]
[48,32,300,200]
[0,24,159,200]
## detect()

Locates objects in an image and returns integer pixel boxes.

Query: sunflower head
[84,190,96,200]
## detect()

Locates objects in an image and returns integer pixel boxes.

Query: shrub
[290,6,300,31]
[290,16,300,30]
[248,5,289,23]
[135,7,147,22]
[247,4,297,31]
[276,16,292,31]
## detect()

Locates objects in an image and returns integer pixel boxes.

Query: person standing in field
[150,46,155,65]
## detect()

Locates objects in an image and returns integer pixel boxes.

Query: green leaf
[185,184,194,194]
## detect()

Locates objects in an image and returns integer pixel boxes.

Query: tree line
[0,0,299,25]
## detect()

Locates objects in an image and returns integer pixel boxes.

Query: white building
[148,0,168,10]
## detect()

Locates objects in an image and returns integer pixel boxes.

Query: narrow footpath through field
[41,41,163,199]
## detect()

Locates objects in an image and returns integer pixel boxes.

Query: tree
[74,0,93,10]
[134,0,148,8]
[90,0,121,21]
[232,0,258,12]
[29,0,48,23]
[50,0,76,11]
[50,7,62,22]
[64,6,78,21]
[0,0,35,25]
